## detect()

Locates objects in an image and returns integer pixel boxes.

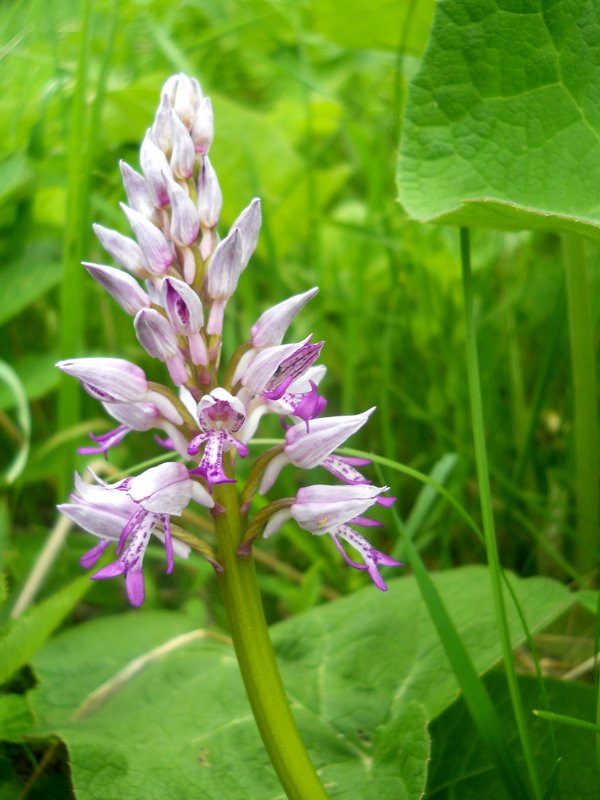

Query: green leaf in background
[310,0,435,54]
[26,568,573,799]
[397,0,600,237]
[427,673,599,799]
[0,242,62,325]
[0,576,91,686]
[0,695,34,743]
[0,360,31,485]
[0,499,8,604]
[575,590,598,615]
[0,153,34,214]
[0,351,60,412]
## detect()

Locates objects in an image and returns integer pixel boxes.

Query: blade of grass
[57,0,95,498]
[58,0,119,500]
[514,280,565,486]
[403,452,457,539]
[460,227,540,799]
[562,233,599,574]
[533,710,600,736]
[380,468,531,799]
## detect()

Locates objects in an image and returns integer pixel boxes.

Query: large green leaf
[397,0,600,237]
[25,567,572,799]
[427,672,599,799]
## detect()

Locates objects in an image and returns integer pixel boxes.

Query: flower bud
[121,203,174,274]
[251,287,319,348]
[162,276,204,333]
[84,262,151,316]
[166,179,199,246]
[173,74,201,129]
[206,228,243,335]
[231,198,261,269]
[169,110,195,180]
[197,156,222,228]
[152,93,173,154]
[134,308,188,385]
[191,96,213,154]
[119,161,156,220]
[140,130,171,206]
[93,223,146,277]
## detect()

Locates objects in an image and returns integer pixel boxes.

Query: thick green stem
[562,234,599,574]
[460,229,540,799]
[212,478,328,800]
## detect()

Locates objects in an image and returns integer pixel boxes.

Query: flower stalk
[213,472,328,800]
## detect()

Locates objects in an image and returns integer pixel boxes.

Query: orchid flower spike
[57,71,402,606]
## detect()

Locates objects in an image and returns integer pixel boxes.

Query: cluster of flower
[58,74,402,606]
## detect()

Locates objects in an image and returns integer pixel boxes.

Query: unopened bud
[93,224,146,277]
[84,262,151,316]
[191,97,213,155]
[173,74,200,129]
[121,204,174,274]
[167,179,200,246]
[140,130,171,207]
[134,308,188,385]
[169,110,195,180]
[119,161,156,220]
[231,198,261,269]
[197,156,222,228]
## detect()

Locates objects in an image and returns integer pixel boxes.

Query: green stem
[212,478,328,800]
[562,233,599,574]
[460,228,540,799]
[57,0,95,499]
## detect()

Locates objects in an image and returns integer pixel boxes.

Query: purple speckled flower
[58,463,211,606]
[187,388,249,490]
[263,484,403,591]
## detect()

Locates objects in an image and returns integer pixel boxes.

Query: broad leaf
[427,672,599,799]
[398,0,600,237]
[25,567,572,799]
